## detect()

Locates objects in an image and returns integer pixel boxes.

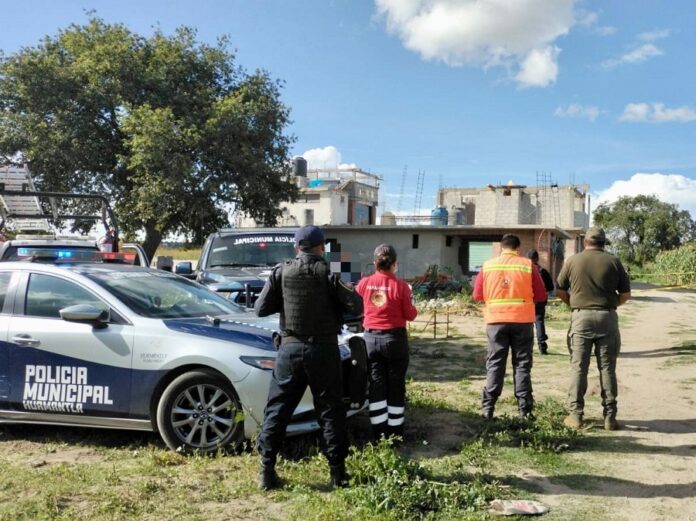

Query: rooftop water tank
[292,156,307,177]
[431,206,448,226]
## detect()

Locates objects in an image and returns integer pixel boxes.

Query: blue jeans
[534,302,548,345]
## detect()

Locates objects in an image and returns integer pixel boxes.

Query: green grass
[0,302,605,521]
[153,245,201,261]
[661,341,696,367]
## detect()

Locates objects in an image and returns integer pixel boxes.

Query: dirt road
[526,287,696,521]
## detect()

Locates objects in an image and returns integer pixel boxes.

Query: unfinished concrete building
[437,183,590,229]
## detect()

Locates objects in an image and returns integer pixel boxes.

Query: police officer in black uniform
[255,225,363,491]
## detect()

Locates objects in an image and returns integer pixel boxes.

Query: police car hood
[163,314,278,352]
[208,265,273,281]
[163,313,355,354]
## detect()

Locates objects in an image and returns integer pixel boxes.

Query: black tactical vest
[281,256,339,336]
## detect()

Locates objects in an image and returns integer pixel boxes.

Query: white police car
[0,261,365,452]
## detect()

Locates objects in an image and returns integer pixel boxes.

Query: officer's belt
[281,334,337,345]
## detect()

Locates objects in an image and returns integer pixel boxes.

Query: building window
[340,195,345,203]
[412,234,419,249]
[445,236,452,247]
[304,209,314,225]
[303,193,320,202]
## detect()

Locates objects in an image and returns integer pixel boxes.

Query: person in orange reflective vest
[473,234,548,419]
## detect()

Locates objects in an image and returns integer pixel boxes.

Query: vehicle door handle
[12,335,41,347]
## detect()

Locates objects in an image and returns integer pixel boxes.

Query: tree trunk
[142,223,163,263]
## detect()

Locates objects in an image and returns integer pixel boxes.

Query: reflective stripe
[482,254,535,324]
[370,413,388,425]
[387,406,405,414]
[388,417,405,426]
[369,400,387,411]
[488,298,525,305]
[483,264,532,273]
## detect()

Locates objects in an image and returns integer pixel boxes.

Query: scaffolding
[413,169,425,215]
[536,171,561,226]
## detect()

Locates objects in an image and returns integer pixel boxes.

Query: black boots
[538,342,548,354]
[260,462,350,490]
[329,464,350,489]
[258,465,282,491]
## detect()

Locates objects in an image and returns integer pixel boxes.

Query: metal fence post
[433,309,437,339]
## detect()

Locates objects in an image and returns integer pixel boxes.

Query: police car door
[0,272,15,409]
[7,272,134,417]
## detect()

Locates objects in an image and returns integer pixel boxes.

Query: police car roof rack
[0,184,120,251]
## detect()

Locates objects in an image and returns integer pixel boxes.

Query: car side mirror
[175,261,193,275]
[60,304,110,329]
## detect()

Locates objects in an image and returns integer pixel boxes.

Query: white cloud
[602,43,663,69]
[554,102,600,121]
[619,103,696,123]
[576,11,615,35]
[300,146,357,170]
[593,173,696,219]
[595,25,617,36]
[374,0,577,88]
[638,29,670,42]
[601,29,670,69]
[515,46,560,88]
[620,43,663,64]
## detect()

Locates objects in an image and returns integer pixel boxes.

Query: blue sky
[2,0,696,218]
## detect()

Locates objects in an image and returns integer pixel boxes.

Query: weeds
[344,438,503,520]
[474,399,582,453]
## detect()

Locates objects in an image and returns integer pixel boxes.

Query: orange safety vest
[481,252,535,324]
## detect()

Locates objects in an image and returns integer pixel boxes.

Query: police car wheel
[156,370,243,453]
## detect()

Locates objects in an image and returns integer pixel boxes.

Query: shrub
[344,438,501,519]
[474,399,582,453]
[651,243,696,286]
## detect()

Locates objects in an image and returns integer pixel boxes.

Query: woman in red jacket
[356,244,418,440]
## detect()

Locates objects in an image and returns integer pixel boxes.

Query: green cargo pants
[567,309,621,419]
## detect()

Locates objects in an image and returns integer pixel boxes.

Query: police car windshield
[86,270,245,318]
[209,234,295,268]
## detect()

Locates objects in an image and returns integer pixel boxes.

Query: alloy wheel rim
[170,383,238,449]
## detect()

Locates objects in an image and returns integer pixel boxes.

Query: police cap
[294,225,325,251]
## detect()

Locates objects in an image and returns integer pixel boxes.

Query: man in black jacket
[255,225,363,490]
[527,249,555,354]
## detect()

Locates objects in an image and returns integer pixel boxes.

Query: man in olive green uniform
[556,227,631,430]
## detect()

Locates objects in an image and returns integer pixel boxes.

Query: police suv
[189,228,296,305]
[0,261,365,452]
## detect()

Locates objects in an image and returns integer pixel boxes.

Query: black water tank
[293,156,308,177]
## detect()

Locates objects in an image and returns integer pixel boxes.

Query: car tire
[156,369,244,453]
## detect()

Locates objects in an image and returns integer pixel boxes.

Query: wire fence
[408,309,452,339]
[634,271,696,288]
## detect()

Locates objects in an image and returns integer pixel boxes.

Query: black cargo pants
[364,328,410,438]
[257,337,347,468]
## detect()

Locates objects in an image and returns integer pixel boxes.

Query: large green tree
[0,18,297,257]
[593,194,696,265]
